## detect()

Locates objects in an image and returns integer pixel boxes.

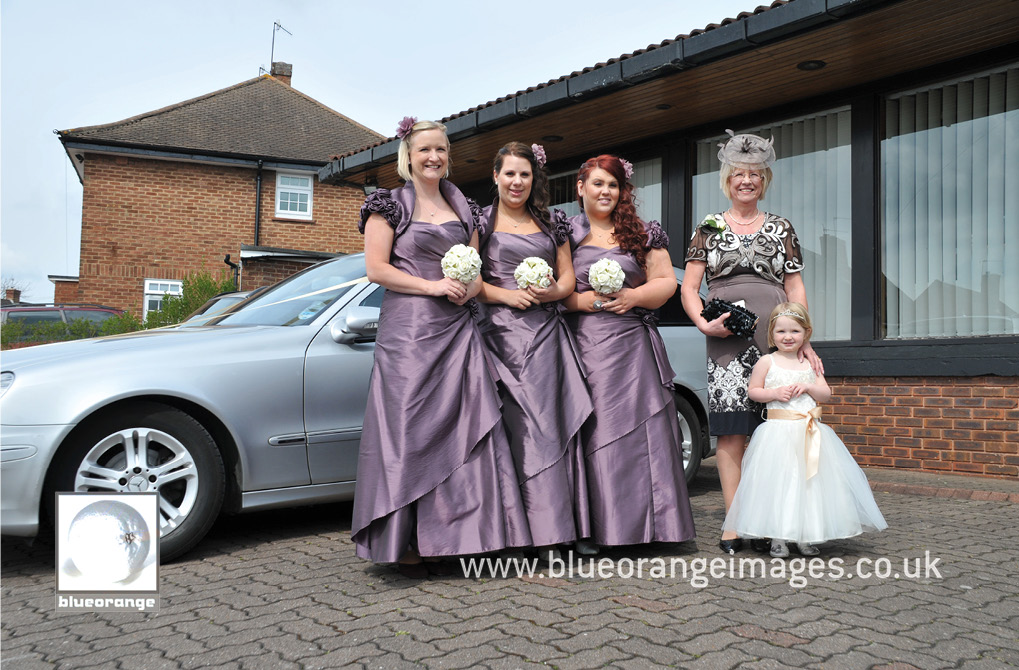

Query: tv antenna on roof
[260,21,293,76]
[271,20,292,65]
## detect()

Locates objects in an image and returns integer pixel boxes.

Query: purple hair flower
[531,143,547,167]
[396,116,418,139]
[620,158,634,180]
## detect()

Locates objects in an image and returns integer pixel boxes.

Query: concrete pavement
[3,464,1017,669]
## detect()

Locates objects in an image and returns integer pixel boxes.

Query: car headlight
[1,371,14,398]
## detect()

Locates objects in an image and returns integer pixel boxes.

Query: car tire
[674,393,703,485]
[45,401,225,562]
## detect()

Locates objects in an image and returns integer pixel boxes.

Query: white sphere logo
[67,500,152,583]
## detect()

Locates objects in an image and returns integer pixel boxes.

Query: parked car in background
[182,286,269,325]
[1,303,122,327]
[0,254,710,561]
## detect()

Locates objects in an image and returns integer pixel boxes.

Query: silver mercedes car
[1,253,710,560]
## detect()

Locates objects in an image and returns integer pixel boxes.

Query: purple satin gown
[478,207,594,546]
[566,213,696,547]
[351,181,531,563]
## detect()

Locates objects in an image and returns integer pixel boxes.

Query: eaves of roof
[321,0,888,183]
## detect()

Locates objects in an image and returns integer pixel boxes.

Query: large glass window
[693,108,853,341]
[881,64,1019,338]
[548,157,662,223]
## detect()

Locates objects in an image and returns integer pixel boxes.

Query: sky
[1,0,756,303]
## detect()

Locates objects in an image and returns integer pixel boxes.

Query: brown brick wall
[53,281,82,304]
[77,154,365,317]
[241,259,318,291]
[827,376,1019,479]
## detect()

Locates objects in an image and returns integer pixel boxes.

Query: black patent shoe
[750,538,771,553]
[718,538,744,555]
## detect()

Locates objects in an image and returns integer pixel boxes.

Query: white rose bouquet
[513,257,553,290]
[589,258,625,294]
[441,244,482,283]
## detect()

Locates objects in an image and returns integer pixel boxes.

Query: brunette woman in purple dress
[352,119,530,573]
[477,142,594,561]
[563,155,696,552]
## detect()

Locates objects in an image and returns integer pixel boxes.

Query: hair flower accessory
[395,116,418,140]
[531,144,547,167]
[619,158,634,180]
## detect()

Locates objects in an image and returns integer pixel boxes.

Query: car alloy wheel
[46,401,225,561]
[674,393,703,484]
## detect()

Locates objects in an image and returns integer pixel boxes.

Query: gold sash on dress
[768,407,822,480]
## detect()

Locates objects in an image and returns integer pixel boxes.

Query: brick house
[323,0,1018,477]
[56,63,382,318]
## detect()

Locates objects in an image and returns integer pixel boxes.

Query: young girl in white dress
[722,302,887,558]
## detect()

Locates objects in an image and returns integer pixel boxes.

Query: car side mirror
[331,306,381,344]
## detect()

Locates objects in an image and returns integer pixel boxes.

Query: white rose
[589,258,625,294]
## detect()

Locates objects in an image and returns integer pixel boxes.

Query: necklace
[727,208,760,226]
[501,211,531,228]
[591,225,615,243]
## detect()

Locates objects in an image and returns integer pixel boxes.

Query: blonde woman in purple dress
[477,142,594,561]
[563,154,696,552]
[352,119,530,573]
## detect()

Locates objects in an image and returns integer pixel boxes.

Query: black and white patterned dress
[685,213,804,436]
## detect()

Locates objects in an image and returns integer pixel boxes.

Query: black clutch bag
[701,298,759,340]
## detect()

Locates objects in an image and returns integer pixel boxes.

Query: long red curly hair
[577,155,647,268]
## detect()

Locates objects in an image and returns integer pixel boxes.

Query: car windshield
[212,255,367,327]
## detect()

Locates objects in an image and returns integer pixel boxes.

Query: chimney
[5,289,21,303]
[270,62,292,86]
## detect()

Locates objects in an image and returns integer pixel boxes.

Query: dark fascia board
[826,0,896,18]
[444,113,479,140]
[683,20,751,64]
[371,141,399,163]
[342,149,376,171]
[318,159,343,183]
[567,62,625,100]
[477,98,520,129]
[621,42,687,84]
[746,0,834,43]
[62,140,322,171]
[517,80,571,117]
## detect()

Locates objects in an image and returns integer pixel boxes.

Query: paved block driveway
[3,465,1017,669]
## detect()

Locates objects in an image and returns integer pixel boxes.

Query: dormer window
[276,172,313,220]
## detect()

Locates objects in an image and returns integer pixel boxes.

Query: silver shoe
[575,540,600,556]
[770,540,790,558]
[797,543,820,556]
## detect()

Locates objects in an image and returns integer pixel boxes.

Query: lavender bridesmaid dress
[351,180,531,563]
[478,207,594,547]
[566,213,696,547]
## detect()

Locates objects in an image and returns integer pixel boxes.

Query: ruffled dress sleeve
[644,219,669,249]
[466,197,485,238]
[551,208,572,247]
[358,188,403,234]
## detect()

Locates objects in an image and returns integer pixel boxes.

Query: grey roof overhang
[319,0,892,185]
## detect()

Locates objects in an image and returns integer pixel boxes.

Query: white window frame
[275,171,314,220]
[143,279,183,320]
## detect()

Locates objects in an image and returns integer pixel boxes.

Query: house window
[693,108,853,342]
[881,63,1019,339]
[548,157,663,224]
[143,279,183,320]
[276,172,314,220]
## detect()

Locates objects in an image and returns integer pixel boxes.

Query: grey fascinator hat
[717,129,776,169]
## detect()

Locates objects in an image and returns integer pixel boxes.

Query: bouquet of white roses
[513,257,553,290]
[440,244,482,283]
[589,258,625,294]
